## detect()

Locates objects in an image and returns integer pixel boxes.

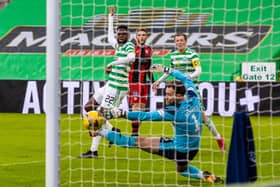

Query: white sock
[104,120,113,130]
[90,135,101,152]
[204,117,221,138]
[99,128,109,137]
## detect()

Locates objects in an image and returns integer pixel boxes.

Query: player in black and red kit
[128,28,153,136]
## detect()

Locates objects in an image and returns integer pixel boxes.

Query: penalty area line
[0,160,45,167]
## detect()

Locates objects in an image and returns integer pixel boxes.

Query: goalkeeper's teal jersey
[108,41,135,91]
[127,70,202,152]
[169,48,200,82]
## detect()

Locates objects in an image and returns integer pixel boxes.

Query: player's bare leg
[79,110,103,158]
[80,98,115,158]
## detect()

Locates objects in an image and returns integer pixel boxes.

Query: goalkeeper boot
[78,150,98,158]
[203,171,224,184]
[108,127,121,147]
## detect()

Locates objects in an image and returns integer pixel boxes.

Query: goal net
[59,0,280,186]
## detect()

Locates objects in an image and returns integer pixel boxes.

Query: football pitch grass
[0,113,279,187]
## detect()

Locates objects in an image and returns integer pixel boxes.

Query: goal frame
[46,0,61,186]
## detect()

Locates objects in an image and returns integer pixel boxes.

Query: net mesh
[60,0,280,186]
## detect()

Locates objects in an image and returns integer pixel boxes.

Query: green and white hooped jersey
[169,48,205,108]
[170,48,200,82]
[108,41,135,91]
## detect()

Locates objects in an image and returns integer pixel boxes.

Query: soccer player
[152,33,225,152]
[0,0,10,10]
[90,67,223,184]
[128,28,153,136]
[79,6,135,158]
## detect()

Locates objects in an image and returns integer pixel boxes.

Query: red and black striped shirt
[129,45,153,84]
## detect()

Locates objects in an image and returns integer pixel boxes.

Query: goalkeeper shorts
[157,137,199,166]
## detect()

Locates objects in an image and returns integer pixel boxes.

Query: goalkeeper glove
[150,64,171,73]
[103,107,127,119]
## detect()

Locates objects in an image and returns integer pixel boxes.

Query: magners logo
[0,9,271,55]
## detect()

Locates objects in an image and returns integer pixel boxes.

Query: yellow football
[82,111,105,130]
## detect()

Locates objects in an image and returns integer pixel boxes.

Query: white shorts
[93,82,128,109]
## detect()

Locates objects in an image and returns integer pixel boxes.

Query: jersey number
[104,95,115,105]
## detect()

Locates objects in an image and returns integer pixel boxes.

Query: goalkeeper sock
[131,121,141,136]
[205,117,220,138]
[103,130,136,148]
[181,165,203,179]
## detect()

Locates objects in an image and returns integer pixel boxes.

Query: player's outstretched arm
[151,64,198,97]
[127,111,164,121]
[103,107,174,122]
[108,6,117,47]
[106,53,135,67]
[103,108,162,120]
[150,64,170,92]
[151,73,169,92]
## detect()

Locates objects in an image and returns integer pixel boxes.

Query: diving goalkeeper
[87,66,223,184]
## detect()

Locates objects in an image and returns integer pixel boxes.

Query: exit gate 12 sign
[242,62,276,82]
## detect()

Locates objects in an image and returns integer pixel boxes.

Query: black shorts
[157,137,199,166]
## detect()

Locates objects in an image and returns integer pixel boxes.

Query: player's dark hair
[175,33,187,41]
[166,80,186,95]
[117,25,128,31]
